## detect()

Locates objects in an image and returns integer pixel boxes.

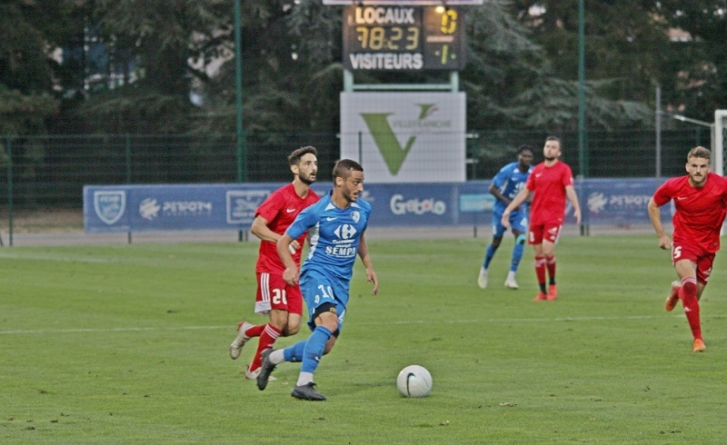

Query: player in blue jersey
[256,159,379,401]
[478,145,534,290]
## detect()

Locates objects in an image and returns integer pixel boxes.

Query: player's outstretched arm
[565,185,582,225]
[647,197,671,250]
[357,232,378,296]
[277,233,300,284]
[501,187,530,227]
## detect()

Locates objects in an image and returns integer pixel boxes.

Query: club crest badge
[351,211,360,223]
[94,191,126,225]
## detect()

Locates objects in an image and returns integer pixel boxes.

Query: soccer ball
[396,365,432,398]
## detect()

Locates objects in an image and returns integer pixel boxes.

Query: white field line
[0,314,697,335]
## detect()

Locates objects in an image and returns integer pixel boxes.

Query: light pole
[577,0,588,236]
[234,0,247,242]
[577,0,587,179]
[671,114,716,161]
[234,0,246,183]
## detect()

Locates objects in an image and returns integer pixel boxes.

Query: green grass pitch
[2,235,727,444]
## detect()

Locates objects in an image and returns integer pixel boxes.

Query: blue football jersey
[491,162,533,212]
[286,191,372,283]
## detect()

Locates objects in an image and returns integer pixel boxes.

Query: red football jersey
[652,172,727,253]
[526,161,574,225]
[255,183,320,274]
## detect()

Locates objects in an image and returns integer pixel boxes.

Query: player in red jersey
[647,146,727,352]
[229,146,320,378]
[501,136,582,301]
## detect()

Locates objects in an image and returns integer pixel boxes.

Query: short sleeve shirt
[255,183,320,274]
[652,173,727,253]
[526,161,574,225]
[491,162,533,213]
[286,192,372,283]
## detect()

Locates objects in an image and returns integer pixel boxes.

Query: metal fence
[0,128,710,234]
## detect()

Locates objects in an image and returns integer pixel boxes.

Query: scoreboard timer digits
[343,5,466,71]
[354,25,420,51]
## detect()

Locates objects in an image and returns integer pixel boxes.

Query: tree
[655,0,727,122]
[0,0,73,135]
[506,0,661,129]
[63,0,235,133]
[195,0,344,137]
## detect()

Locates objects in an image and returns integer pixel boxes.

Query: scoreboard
[342,5,466,71]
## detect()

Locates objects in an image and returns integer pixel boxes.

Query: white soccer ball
[397,365,432,398]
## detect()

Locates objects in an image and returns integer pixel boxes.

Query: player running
[256,159,378,401]
[647,146,727,352]
[229,146,320,379]
[478,144,534,290]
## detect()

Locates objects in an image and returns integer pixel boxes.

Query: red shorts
[528,222,562,245]
[672,243,715,284]
[254,272,303,316]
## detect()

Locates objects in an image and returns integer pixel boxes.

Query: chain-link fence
[466,129,710,180]
[0,128,710,234]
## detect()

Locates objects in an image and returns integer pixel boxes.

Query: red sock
[679,277,702,340]
[250,324,281,370]
[546,255,556,283]
[244,324,265,338]
[535,256,546,289]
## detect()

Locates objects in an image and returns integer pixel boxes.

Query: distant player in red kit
[648,146,727,353]
[229,146,320,377]
[501,136,582,301]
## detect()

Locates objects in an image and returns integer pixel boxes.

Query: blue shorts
[491,208,528,238]
[299,269,348,333]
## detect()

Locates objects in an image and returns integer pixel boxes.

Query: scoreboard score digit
[422,7,465,70]
[343,5,466,71]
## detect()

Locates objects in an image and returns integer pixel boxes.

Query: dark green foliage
[1,0,726,137]
[654,0,727,123]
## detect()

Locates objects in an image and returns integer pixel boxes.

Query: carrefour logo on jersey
[390,194,446,216]
[326,224,358,258]
[335,224,357,240]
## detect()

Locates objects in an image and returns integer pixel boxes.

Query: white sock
[269,349,285,365]
[507,271,516,280]
[296,372,314,387]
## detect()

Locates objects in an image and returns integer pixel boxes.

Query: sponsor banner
[363,183,457,226]
[457,179,663,225]
[83,179,665,233]
[580,178,664,224]
[84,184,278,233]
[456,180,492,225]
[341,92,466,183]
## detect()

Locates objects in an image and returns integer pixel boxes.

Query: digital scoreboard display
[343,5,466,71]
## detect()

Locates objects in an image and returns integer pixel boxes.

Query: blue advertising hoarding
[84,179,666,233]
[85,184,277,233]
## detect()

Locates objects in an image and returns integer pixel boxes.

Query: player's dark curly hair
[517,144,534,155]
[288,146,318,166]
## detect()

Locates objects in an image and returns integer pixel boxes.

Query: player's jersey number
[272,288,288,305]
[314,284,335,305]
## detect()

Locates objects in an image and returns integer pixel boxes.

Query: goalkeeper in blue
[478,145,534,290]
[257,159,379,401]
